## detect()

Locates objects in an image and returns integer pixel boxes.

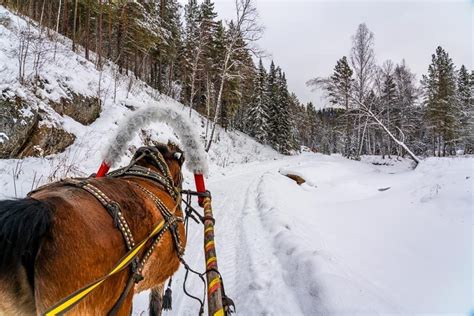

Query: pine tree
[276,71,295,153]
[305,102,319,149]
[422,46,458,156]
[266,61,279,148]
[393,61,421,156]
[246,59,268,142]
[302,102,320,150]
[328,56,354,157]
[184,0,199,40]
[156,0,182,96]
[183,0,204,115]
[457,65,474,153]
[199,0,218,81]
[380,65,397,157]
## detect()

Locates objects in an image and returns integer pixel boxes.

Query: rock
[50,92,100,125]
[0,11,13,30]
[285,173,306,185]
[17,124,75,158]
[0,97,39,158]
[0,96,75,158]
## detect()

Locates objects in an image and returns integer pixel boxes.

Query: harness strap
[55,176,182,315]
[109,165,177,201]
[62,179,137,251]
[42,147,185,315]
[62,179,143,280]
[130,182,185,258]
[43,217,180,316]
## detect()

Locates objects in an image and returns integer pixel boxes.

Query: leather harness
[31,147,185,315]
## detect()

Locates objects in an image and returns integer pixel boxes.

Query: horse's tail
[0,198,53,272]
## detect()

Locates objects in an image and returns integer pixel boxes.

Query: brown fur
[1,145,186,315]
[0,267,36,316]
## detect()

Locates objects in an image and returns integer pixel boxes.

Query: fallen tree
[349,95,421,166]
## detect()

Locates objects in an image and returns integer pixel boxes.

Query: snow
[152,154,472,316]
[0,132,8,143]
[0,5,472,316]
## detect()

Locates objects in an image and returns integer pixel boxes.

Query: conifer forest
[1,0,472,157]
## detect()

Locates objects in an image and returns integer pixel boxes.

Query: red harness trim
[194,174,206,206]
[96,161,110,178]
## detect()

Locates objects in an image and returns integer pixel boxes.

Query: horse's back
[31,177,181,314]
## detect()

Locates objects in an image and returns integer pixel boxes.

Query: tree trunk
[205,71,226,152]
[53,0,61,59]
[63,0,68,36]
[85,4,90,60]
[206,49,232,152]
[72,0,78,52]
[97,0,103,68]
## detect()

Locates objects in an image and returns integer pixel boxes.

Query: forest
[2,0,473,157]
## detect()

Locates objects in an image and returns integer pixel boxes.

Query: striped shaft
[203,197,225,316]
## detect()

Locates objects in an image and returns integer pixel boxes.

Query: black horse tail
[0,198,53,274]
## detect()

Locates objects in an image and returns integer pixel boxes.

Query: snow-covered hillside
[0,5,279,199]
[1,5,472,316]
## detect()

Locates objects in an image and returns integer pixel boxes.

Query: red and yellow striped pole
[203,197,225,316]
[194,174,225,316]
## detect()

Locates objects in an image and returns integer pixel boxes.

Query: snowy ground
[133,154,473,316]
[1,5,472,316]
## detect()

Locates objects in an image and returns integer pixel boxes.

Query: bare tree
[351,23,375,103]
[17,23,33,83]
[205,0,263,152]
[187,27,206,118]
[53,0,62,60]
[350,23,376,156]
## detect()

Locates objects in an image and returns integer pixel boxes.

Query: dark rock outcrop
[0,97,39,158]
[0,97,75,158]
[17,124,75,158]
[50,93,100,125]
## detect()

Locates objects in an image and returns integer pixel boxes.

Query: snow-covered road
[133,154,473,316]
[134,156,301,315]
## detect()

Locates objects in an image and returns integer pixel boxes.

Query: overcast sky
[181,0,473,107]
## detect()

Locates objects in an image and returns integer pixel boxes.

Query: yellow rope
[44,220,167,316]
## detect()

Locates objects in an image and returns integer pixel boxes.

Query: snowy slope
[0,5,279,199]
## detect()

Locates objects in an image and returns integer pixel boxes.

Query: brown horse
[0,143,187,316]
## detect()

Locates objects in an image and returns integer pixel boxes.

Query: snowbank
[257,153,473,314]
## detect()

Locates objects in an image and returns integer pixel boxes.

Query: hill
[0,5,279,199]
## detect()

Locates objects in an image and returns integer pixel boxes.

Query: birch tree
[205,0,263,152]
[350,23,376,156]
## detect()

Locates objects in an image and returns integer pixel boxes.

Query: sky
[180,0,473,108]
